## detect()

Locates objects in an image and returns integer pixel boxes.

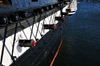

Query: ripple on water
[53,2,100,66]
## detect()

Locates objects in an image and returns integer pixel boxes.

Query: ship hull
[0,0,77,65]
[10,16,67,66]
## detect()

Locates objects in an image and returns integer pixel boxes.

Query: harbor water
[53,1,100,66]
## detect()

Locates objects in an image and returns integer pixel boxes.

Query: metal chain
[11,23,18,64]
[30,17,35,40]
[0,25,8,64]
[35,15,41,41]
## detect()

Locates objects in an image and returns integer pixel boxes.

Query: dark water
[53,1,100,66]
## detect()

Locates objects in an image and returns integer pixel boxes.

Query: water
[53,1,100,66]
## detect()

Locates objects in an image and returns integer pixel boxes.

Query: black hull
[0,0,76,65]
[10,16,67,66]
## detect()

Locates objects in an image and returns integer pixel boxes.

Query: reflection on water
[53,1,100,66]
